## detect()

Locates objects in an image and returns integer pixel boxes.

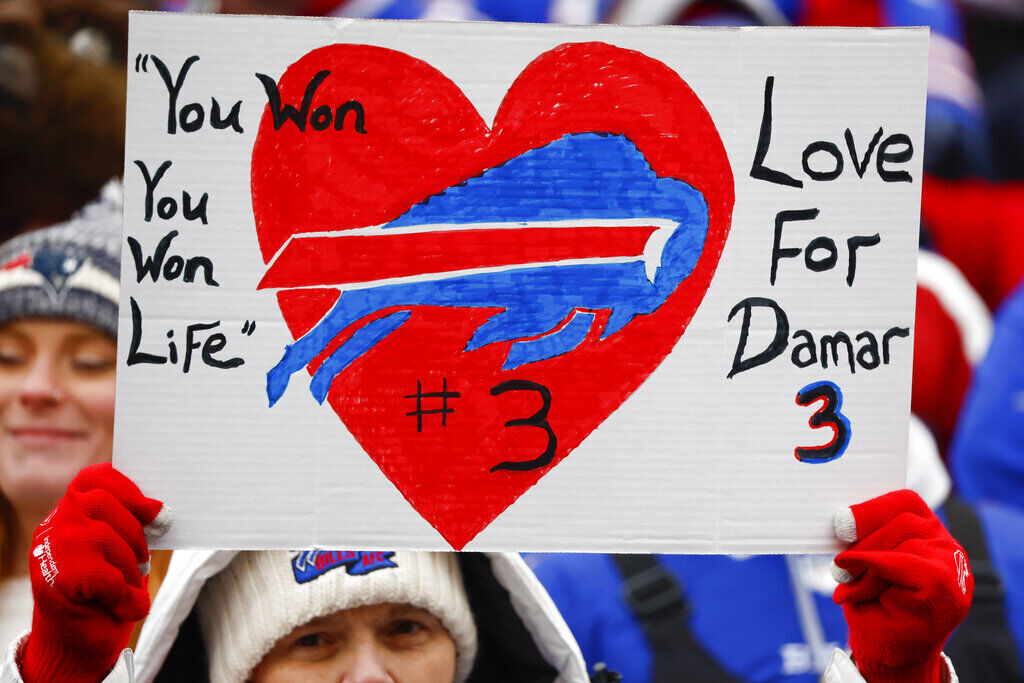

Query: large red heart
[251,42,733,549]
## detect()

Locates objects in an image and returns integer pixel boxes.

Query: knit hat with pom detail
[196,550,478,683]
[0,181,121,339]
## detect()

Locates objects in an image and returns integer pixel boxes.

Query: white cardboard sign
[116,13,927,552]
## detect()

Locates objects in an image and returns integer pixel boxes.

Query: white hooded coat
[3,550,591,682]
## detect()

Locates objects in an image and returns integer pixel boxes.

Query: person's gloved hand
[20,464,172,683]
[831,490,972,682]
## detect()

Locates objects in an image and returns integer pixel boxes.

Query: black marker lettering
[150,55,199,135]
[877,133,914,183]
[845,127,883,178]
[771,208,819,285]
[750,76,804,188]
[846,233,881,286]
[727,297,789,378]
[255,70,329,132]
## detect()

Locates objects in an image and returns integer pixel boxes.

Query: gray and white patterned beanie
[0,181,122,339]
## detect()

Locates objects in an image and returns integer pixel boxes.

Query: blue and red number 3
[795,380,851,463]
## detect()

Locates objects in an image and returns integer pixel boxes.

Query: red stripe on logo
[1,254,31,271]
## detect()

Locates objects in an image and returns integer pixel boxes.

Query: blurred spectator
[957,0,1024,20]
[922,176,1024,310]
[961,1,1024,179]
[913,250,992,455]
[951,280,1024,515]
[0,185,123,646]
[0,0,152,242]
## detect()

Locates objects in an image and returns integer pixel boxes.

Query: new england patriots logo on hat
[32,248,87,300]
[1,247,87,302]
[261,132,709,406]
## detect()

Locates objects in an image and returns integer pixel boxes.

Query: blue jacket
[526,501,1024,682]
[952,282,1024,514]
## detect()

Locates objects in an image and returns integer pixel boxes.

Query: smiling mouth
[7,428,87,446]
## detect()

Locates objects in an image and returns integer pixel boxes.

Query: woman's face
[251,603,458,683]
[0,319,116,515]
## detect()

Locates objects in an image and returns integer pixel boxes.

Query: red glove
[831,490,972,682]
[20,464,172,683]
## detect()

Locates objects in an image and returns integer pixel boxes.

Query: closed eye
[71,356,116,373]
[0,350,24,366]
[0,339,26,367]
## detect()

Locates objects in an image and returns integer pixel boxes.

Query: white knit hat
[196,550,478,683]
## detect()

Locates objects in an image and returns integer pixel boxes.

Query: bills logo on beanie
[197,550,479,683]
[0,181,121,338]
[291,550,397,583]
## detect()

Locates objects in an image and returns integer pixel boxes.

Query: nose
[341,642,393,683]
[18,354,62,409]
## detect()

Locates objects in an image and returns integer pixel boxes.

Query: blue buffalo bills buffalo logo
[262,132,710,406]
[291,550,397,584]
